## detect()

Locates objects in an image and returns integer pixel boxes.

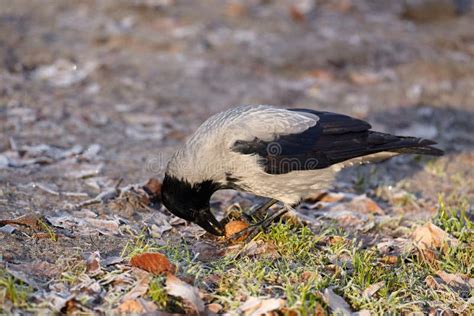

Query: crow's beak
[195,208,225,236]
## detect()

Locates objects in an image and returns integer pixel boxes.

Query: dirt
[0,0,473,313]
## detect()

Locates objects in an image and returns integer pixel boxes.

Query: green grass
[434,195,473,243]
[127,196,473,314]
[3,196,466,314]
[0,268,32,310]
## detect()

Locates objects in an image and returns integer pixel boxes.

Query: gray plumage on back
[161,104,444,235]
[166,105,319,186]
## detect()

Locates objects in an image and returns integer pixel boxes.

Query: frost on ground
[1,0,473,314]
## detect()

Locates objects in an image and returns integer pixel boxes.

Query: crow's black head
[160,174,224,236]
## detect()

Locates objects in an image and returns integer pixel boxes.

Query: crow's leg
[219,199,278,229]
[281,204,305,225]
[245,208,289,241]
[244,198,279,222]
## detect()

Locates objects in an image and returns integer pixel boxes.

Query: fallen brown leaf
[314,302,326,316]
[411,223,459,257]
[350,195,384,214]
[117,300,143,313]
[362,281,385,299]
[207,303,223,314]
[348,71,380,85]
[238,297,286,316]
[327,0,353,13]
[323,288,352,316]
[225,220,249,242]
[239,240,280,259]
[379,255,398,264]
[425,275,441,289]
[165,274,204,313]
[226,2,247,17]
[436,271,472,293]
[354,310,372,316]
[130,252,176,275]
[321,235,347,246]
[289,5,305,22]
[86,252,101,276]
[280,307,299,316]
[7,261,62,281]
[300,271,316,282]
[117,298,157,313]
[122,269,152,301]
[0,214,43,230]
[308,69,335,82]
[192,241,225,262]
[143,178,162,202]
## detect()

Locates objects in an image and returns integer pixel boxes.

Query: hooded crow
[161,105,444,236]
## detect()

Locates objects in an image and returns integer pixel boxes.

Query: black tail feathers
[377,134,445,156]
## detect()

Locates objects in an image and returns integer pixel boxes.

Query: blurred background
[1,0,473,209]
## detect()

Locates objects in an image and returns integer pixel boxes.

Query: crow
[161,105,444,236]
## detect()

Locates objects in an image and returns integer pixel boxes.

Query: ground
[0,0,473,314]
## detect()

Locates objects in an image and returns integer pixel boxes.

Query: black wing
[231,108,444,175]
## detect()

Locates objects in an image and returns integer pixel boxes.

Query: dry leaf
[239,297,286,316]
[327,0,353,13]
[130,252,175,275]
[82,217,120,236]
[436,271,472,293]
[300,271,316,282]
[33,59,97,87]
[192,241,225,262]
[117,298,157,313]
[207,303,223,313]
[425,275,441,289]
[251,298,285,315]
[165,274,204,313]
[143,178,162,202]
[321,235,347,246]
[362,281,385,299]
[86,252,101,276]
[314,302,326,316]
[354,195,383,214]
[346,195,384,214]
[122,269,152,301]
[411,223,459,252]
[323,288,352,316]
[46,212,120,236]
[226,2,246,17]
[379,256,398,264]
[280,307,299,316]
[348,71,380,85]
[240,240,280,259]
[117,300,143,313]
[0,214,43,230]
[225,220,249,241]
[377,238,413,256]
[66,163,103,179]
[7,261,61,280]
[289,5,305,22]
[308,69,335,82]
